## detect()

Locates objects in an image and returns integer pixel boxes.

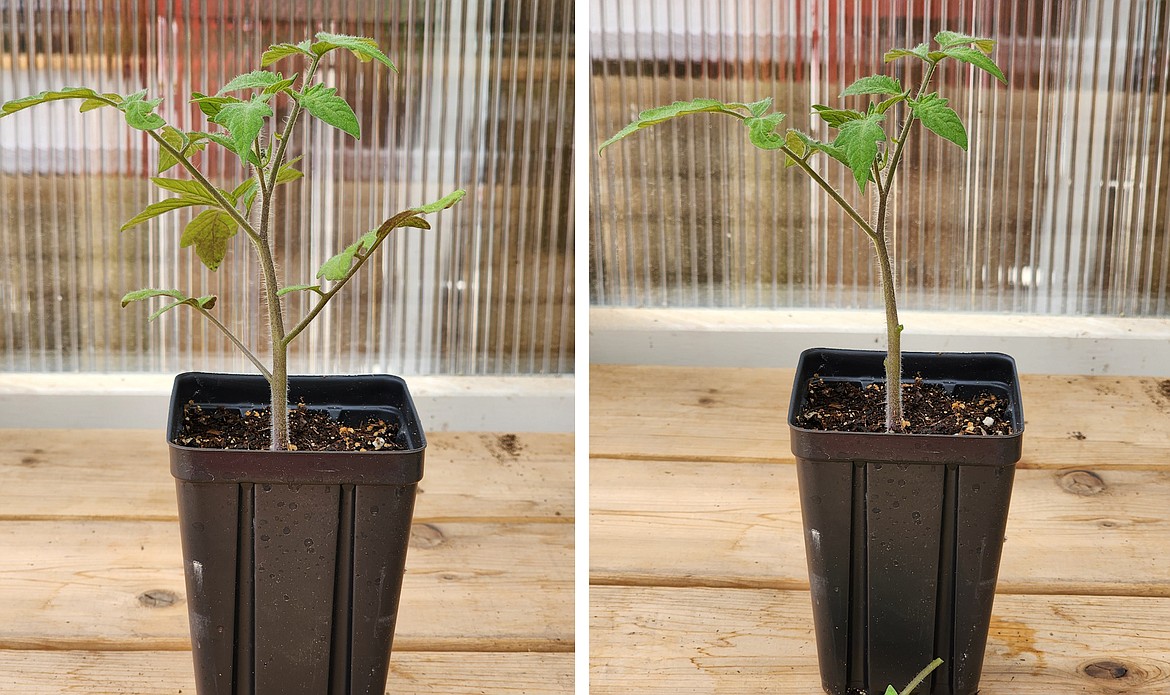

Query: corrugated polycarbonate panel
[0,0,573,375]
[591,0,1170,317]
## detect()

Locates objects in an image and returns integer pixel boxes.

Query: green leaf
[744,112,787,150]
[78,97,112,113]
[834,113,886,190]
[884,43,930,63]
[180,209,238,271]
[745,96,773,117]
[884,687,898,695]
[317,239,364,281]
[841,75,903,97]
[942,45,1007,84]
[156,127,186,173]
[934,30,996,54]
[811,104,865,128]
[874,94,906,115]
[276,284,323,298]
[1,87,105,116]
[210,96,273,156]
[312,32,397,71]
[262,75,299,96]
[782,129,808,166]
[193,130,261,167]
[275,161,304,184]
[120,196,206,232]
[261,41,314,67]
[120,288,216,322]
[416,188,467,213]
[117,90,166,131]
[598,98,761,153]
[218,70,285,95]
[150,177,220,205]
[295,84,360,139]
[401,216,430,229]
[909,93,967,150]
[190,92,241,119]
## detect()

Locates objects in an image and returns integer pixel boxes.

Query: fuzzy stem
[900,658,944,695]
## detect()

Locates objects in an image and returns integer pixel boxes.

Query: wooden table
[591,365,1170,693]
[0,429,573,693]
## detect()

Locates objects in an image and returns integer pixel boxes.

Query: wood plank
[0,520,572,651]
[0,430,572,521]
[0,650,573,694]
[591,458,1170,596]
[590,586,1170,693]
[590,365,1170,468]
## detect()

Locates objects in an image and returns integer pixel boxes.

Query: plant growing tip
[599,30,1004,432]
[1,32,464,450]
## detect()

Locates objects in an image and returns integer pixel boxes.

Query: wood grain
[0,650,573,694]
[590,365,1170,468]
[591,459,1170,596]
[0,430,572,522]
[591,586,1170,694]
[0,519,572,651]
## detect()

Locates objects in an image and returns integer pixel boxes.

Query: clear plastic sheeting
[591,0,1170,317]
[1,0,573,375]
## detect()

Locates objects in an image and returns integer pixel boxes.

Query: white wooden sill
[590,307,1170,376]
[0,374,574,432]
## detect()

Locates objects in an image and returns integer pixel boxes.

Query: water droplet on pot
[304,538,314,547]
[892,501,900,509]
[262,484,272,492]
[874,464,883,470]
[260,534,270,542]
[289,502,298,511]
[283,526,291,535]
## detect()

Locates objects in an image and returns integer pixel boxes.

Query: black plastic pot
[167,372,425,695]
[788,349,1024,695]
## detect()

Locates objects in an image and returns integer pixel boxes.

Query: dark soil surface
[175,402,402,451]
[795,377,1014,435]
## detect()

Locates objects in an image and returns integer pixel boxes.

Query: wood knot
[1082,660,1130,680]
[409,523,446,549]
[137,589,180,608]
[1059,470,1106,496]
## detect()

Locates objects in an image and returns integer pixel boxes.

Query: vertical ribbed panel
[591,0,1170,316]
[0,0,574,375]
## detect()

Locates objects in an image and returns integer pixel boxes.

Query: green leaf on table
[909,93,968,150]
[311,32,397,71]
[180,209,238,271]
[884,43,930,63]
[210,96,273,157]
[841,75,903,97]
[295,84,360,138]
[598,98,762,153]
[276,284,323,298]
[120,288,217,322]
[812,104,866,128]
[941,45,1007,84]
[120,196,207,232]
[261,40,314,67]
[117,90,166,131]
[833,112,886,190]
[218,70,286,95]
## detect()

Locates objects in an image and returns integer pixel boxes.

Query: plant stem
[195,306,272,382]
[868,59,941,432]
[900,658,944,695]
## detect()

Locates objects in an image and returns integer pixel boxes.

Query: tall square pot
[167,372,425,695]
[788,349,1024,695]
